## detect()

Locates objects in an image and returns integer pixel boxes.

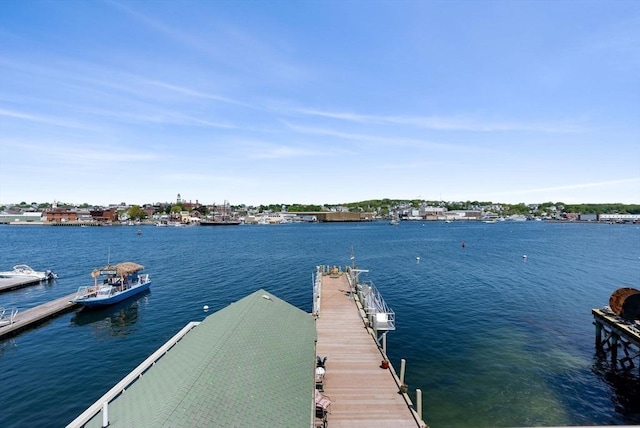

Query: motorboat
[0,264,57,281]
[72,262,151,308]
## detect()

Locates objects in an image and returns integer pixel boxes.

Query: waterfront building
[68,290,316,427]
[44,208,78,223]
[0,211,44,224]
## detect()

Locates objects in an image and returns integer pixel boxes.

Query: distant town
[1,193,639,225]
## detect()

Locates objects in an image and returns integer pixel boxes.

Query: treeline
[563,204,640,215]
[257,203,323,213]
[338,200,640,216]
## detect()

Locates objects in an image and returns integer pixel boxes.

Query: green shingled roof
[84,289,317,427]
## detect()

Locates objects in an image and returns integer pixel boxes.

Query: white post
[382,332,387,355]
[102,402,109,427]
[400,358,406,385]
[416,388,423,420]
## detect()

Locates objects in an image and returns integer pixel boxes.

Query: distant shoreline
[1,219,638,226]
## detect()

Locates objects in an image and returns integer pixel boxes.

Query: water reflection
[592,356,640,424]
[70,291,150,336]
[0,337,18,358]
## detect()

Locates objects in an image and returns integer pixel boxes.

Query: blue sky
[1,0,638,206]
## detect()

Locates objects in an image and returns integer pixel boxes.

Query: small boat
[72,262,151,307]
[0,264,57,281]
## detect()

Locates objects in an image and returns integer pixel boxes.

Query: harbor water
[1,221,639,427]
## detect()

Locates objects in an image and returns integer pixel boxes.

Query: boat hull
[200,221,241,226]
[73,281,151,307]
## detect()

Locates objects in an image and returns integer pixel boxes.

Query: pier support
[592,308,640,375]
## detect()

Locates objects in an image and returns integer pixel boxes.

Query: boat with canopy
[72,262,151,307]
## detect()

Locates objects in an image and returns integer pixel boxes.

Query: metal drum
[609,287,640,320]
[621,293,640,321]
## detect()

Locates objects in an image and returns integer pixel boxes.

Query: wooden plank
[0,292,79,339]
[315,272,423,427]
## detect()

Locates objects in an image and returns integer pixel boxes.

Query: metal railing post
[101,402,108,427]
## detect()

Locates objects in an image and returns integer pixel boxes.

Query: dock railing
[345,266,395,333]
[313,268,322,316]
[0,307,19,327]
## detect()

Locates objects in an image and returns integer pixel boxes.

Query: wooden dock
[315,270,425,427]
[0,293,79,340]
[593,308,640,374]
[0,277,45,293]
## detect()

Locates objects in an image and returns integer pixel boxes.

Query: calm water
[1,221,639,427]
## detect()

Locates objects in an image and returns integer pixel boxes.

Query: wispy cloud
[231,139,334,160]
[282,121,475,152]
[2,139,159,163]
[143,80,255,109]
[105,0,209,52]
[489,178,640,198]
[294,108,586,133]
[106,0,307,82]
[0,109,99,131]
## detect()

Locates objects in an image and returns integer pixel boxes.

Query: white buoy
[522,255,527,259]
[416,256,421,263]
[203,305,209,311]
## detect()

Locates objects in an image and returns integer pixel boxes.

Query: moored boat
[72,262,151,307]
[200,220,241,226]
[0,264,57,281]
[200,200,241,226]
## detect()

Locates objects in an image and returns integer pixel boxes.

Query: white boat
[72,262,151,308]
[0,264,57,281]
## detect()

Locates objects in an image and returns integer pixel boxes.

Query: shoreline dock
[314,266,426,427]
[0,293,79,340]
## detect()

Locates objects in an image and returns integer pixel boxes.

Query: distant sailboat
[200,200,241,226]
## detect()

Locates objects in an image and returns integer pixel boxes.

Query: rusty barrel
[609,287,640,320]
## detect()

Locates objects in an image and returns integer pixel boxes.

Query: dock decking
[0,293,78,339]
[315,271,424,427]
[0,277,45,293]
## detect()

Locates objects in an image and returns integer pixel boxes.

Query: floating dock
[0,277,46,293]
[0,293,79,340]
[592,307,640,374]
[314,265,426,427]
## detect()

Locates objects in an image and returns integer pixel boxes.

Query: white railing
[345,266,395,333]
[313,267,322,316]
[66,321,200,428]
[0,307,19,327]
